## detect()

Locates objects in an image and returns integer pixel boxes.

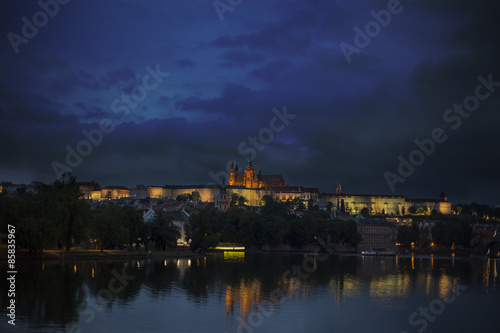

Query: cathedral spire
[247,154,253,169]
[336,183,343,195]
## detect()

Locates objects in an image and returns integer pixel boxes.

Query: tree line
[0,175,179,253]
[453,203,500,219]
[186,195,361,253]
[397,220,474,249]
[0,177,362,253]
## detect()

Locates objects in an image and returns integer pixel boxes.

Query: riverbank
[0,245,487,261]
[0,247,203,261]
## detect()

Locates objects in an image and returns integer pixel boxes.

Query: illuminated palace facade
[320,184,452,215]
[76,158,452,214]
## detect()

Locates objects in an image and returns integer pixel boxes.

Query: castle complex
[9,157,449,216]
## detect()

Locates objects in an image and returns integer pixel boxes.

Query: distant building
[101,186,130,199]
[356,218,398,252]
[270,186,320,202]
[215,186,230,212]
[130,185,147,199]
[271,186,304,201]
[405,192,451,214]
[26,181,43,193]
[322,184,451,215]
[147,186,164,199]
[65,165,454,213]
[142,208,156,223]
[165,185,220,202]
[0,182,26,195]
[76,181,100,199]
[169,210,190,246]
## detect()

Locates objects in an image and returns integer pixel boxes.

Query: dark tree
[186,208,220,253]
[360,207,370,216]
[151,212,180,250]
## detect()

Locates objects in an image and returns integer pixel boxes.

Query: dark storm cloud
[74,102,87,111]
[250,60,291,82]
[99,68,137,90]
[0,91,68,125]
[175,83,267,122]
[219,50,265,67]
[211,31,311,55]
[1,0,499,205]
[175,59,195,68]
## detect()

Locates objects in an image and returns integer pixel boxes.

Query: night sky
[1,0,499,206]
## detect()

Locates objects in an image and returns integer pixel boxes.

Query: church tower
[229,161,236,185]
[244,154,257,188]
[336,183,343,213]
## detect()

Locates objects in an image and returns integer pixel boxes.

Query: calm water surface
[1,252,499,333]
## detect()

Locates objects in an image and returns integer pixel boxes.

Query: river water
[1,252,499,333]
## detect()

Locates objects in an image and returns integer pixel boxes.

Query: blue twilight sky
[1,0,499,205]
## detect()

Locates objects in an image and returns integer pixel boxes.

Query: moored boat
[361,248,396,256]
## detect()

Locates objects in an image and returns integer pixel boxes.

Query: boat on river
[361,248,396,256]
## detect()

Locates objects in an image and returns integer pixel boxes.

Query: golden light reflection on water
[224,251,245,263]
[482,259,500,293]
[484,259,490,292]
[494,260,498,290]
[425,274,432,296]
[223,261,315,324]
[369,274,411,299]
[328,275,365,307]
[438,275,453,300]
[325,255,475,308]
[225,279,262,322]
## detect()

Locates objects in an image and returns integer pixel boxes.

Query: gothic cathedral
[228,155,287,188]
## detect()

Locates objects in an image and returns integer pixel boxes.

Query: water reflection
[1,254,499,332]
[224,251,245,263]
